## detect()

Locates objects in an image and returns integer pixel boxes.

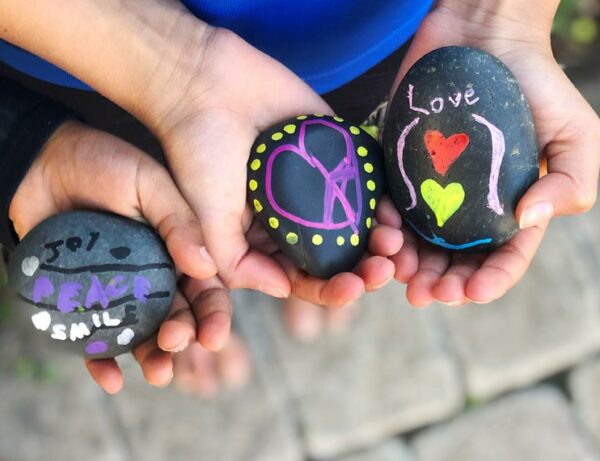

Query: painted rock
[247,115,385,278]
[7,211,175,359]
[383,46,539,251]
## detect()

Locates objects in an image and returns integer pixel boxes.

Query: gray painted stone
[570,357,600,448]
[257,284,464,459]
[441,214,600,400]
[412,387,600,461]
[7,211,176,359]
[335,439,415,461]
[0,324,128,461]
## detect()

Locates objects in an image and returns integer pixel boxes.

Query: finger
[133,155,217,280]
[368,224,404,256]
[432,253,486,305]
[275,253,366,307]
[133,336,173,387]
[182,277,233,352]
[282,296,324,342]
[465,221,548,303]
[133,337,174,388]
[84,358,123,394]
[353,255,395,291]
[390,228,420,283]
[374,195,403,229]
[405,246,451,307]
[216,334,252,390]
[157,289,196,353]
[517,124,600,230]
[245,219,280,255]
[200,206,291,298]
[170,117,292,299]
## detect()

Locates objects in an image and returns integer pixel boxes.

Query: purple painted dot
[85,341,109,355]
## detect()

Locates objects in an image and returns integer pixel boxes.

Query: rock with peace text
[383,46,539,252]
[247,115,385,278]
[7,211,176,359]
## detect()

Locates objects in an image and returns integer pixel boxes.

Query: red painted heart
[424,130,470,176]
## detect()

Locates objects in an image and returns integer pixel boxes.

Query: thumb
[517,119,600,230]
[133,154,218,281]
[10,124,217,281]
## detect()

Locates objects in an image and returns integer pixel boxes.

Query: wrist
[434,0,558,53]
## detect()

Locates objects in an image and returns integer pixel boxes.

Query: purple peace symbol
[265,119,363,234]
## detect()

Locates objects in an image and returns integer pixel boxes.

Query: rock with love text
[383,46,539,251]
[7,211,175,358]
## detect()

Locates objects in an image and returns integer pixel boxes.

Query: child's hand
[9,120,225,393]
[136,28,403,307]
[389,0,600,306]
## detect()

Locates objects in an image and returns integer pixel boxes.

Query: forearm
[0,0,212,132]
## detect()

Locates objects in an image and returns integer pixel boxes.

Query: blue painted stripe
[404,219,493,251]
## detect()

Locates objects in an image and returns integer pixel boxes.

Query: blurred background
[1,2,600,461]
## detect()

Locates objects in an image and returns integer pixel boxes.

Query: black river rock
[247,115,385,278]
[383,46,539,252]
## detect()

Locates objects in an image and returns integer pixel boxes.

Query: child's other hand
[389,0,600,306]
[0,2,403,307]
[9,121,223,393]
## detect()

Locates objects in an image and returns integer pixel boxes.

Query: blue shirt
[0,0,432,94]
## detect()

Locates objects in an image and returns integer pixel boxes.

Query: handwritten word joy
[32,274,151,313]
[44,232,100,263]
[408,84,480,116]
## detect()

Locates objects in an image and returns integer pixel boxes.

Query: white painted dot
[21,256,39,277]
[117,328,135,346]
[31,311,51,331]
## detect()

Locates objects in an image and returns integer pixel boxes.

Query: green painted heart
[420,179,465,227]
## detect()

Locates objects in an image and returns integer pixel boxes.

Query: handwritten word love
[408,84,480,116]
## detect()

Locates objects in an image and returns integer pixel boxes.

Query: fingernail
[153,370,173,388]
[371,273,395,291]
[262,286,289,299]
[519,202,554,230]
[199,246,217,268]
[442,300,465,307]
[172,339,188,353]
[166,370,174,385]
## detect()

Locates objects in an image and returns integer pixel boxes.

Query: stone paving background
[2,10,600,461]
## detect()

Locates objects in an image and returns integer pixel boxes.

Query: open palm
[157,30,403,317]
[388,5,600,306]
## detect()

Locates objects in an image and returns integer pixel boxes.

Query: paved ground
[1,66,600,461]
